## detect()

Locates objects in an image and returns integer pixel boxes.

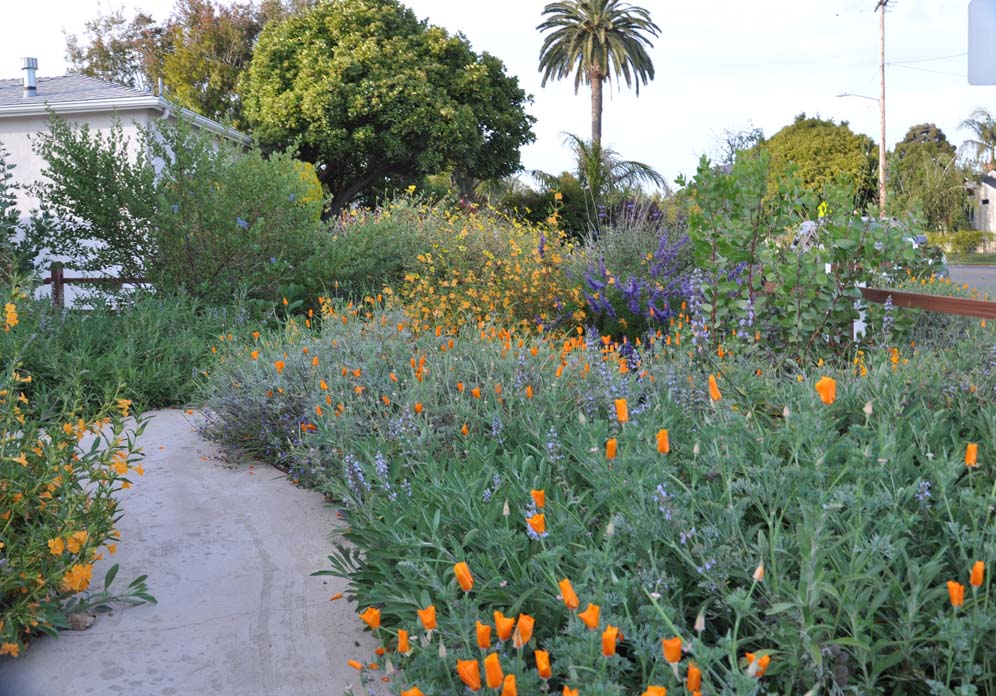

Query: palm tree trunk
[590,66,603,148]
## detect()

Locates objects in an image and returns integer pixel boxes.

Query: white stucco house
[0,57,249,219]
[969,173,996,235]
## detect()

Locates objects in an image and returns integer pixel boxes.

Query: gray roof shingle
[0,74,151,107]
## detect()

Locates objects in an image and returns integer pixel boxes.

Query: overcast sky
[1,0,993,187]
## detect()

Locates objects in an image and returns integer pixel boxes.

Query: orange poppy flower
[559,578,579,610]
[476,621,492,649]
[656,429,670,454]
[457,382,464,392]
[606,438,618,460]
[512,613,534,648]
[348,659,363,670]
[971,560,985,588]
[641,687,667,696]
[414,402,423,414]
[708,374,721,401]
[614,398,629,423]
[525,385,534,399]
[745,652,771,677]
[417,605,437,631]
[274,360,285,375]
[401,688,426,696]
[948,580,966,607]
[535,649,551,679]
[966,443,978,467]
[562,688,578,696]
[601,624,619,656]
[484,653,503,688]
[530,489,545,508]
[494,384,503,396]
[494,611,515,641]
[454,561,474,592]
[461,423,469,436]
[359,607,380,629]
[578,603,600,630]
[527,513,546,536]
[501,674,517,696]
[472,387,481,399]
[457,659,482,691]
[662,636,682,664]
[815,376,836,405]
[397,629,410,653]
[686,663,702,691]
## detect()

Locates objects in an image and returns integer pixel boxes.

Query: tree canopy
[760,114,878,207]
[66,0,308,126]
[240,0,536,214]
[888,123,968,231]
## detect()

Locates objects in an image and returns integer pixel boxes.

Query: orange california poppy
[606,438,618,460]
[578,603,600,630]
[815,376,837,405]
[494,611,515,641]
[745,652,771,678]
[484,653,503,689]
[476,621,492,649]
[527,513,546,536]
[417,605,437,631]
[501,674,517,696]
[708,374,721,401]
[947,580,966,607]
[601,625,619,656]
[559,578,579,610]
[614,398,629,423]
[274,360,285,375]
[535,650,552,679]
[472,387,481,399]
[662,636,682,664]
[687,663,702,691]
[454,561,474,592]
[525,385,534,399]
[414,402,423,414]
[530,489,545,508]
[970,561,985,588]
[456,659,482,691]
[562,688,578,696]
[359,607,380,630]
[641,687,667,696]
[966,443,978,467]
[513,613,534,649]
[397,629,410,654]
[657,429,670,454]
[401,688,426,696]
[348,659,363,670]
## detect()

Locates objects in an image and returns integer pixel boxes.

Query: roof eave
[0,95,251,146]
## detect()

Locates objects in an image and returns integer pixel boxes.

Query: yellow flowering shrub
[396,201,585,332]
[0,287,147,658]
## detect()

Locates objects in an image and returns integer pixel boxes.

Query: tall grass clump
[200,298,996,695]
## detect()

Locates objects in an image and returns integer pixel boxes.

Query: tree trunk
[590,66,603,148]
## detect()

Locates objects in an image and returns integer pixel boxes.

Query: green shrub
[928,230,991,257]
[0,289,245,419]
[0,284,153,658]
[200,304,996,695]
[24,113,324,305]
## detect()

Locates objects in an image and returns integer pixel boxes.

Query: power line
[887,63,966,78]
[890,52,966,65]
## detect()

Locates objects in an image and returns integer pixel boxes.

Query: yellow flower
[62,563,93,592]
[66,531,88,554]
[48,537,65,555]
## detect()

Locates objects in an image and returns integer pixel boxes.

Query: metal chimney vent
[21,57,38,97]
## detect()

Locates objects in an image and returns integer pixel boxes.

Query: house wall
[975,182,996,237]
[1,108,159,218]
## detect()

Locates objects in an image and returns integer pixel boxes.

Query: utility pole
[875,0,892,219]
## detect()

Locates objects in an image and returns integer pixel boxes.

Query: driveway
[948,264,996,296]
[0,409,376,696]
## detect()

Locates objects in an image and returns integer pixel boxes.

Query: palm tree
[537,1,659,148]
[959,107,996,171]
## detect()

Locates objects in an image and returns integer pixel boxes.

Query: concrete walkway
[1,409,375,696]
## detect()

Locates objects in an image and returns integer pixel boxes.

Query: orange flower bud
[348,659,363,670]
[494,611,515,641]
[512,613,534,649]
[662,636,682,664]
[656,429,670,454]
[501,674,517,696]
[476,621,492,649]
[397,629,410,654]
[417,605,437,631]
[948,580,966,607]
[454,561,474,592]
[708,374,721,401]
[457,659,482,691]
[815,376,837,405]
[578,603,600,630]
[535,649,552,679]
[966,443,978,467]
[601,624,619,656]
[605,438,617,460]
[559,578,579,610]
[484,653,503,689]
[614,398,629,423]
[971,560,985,588]
[686,663,702,691]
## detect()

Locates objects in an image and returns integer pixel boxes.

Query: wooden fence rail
[860,287,996,319]
[41,265,148,309]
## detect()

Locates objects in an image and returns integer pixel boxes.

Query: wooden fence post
[50,264,64,309]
